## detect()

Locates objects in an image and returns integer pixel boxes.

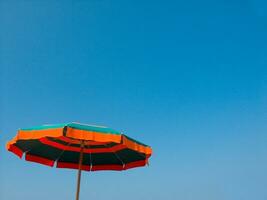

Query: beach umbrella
[6,122,152,200]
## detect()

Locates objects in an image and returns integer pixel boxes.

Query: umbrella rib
[24,143,42,157]
[135,151,149,166]
[89,150,92,171]
[86,142,93,171]
[104,143,125,169]
[55,141,72,163]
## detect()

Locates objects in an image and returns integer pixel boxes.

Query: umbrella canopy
[6,122,152,200]
[6,122,152,171]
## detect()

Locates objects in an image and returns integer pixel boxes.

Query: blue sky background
[1,0,267,199]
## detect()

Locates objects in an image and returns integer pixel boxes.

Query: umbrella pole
[76,140,84,200]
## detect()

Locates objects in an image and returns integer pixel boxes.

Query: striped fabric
[6,122,152,171]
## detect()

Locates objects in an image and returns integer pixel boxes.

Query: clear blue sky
[1,0,267,200]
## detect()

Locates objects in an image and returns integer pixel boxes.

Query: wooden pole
[76,140,84,200]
